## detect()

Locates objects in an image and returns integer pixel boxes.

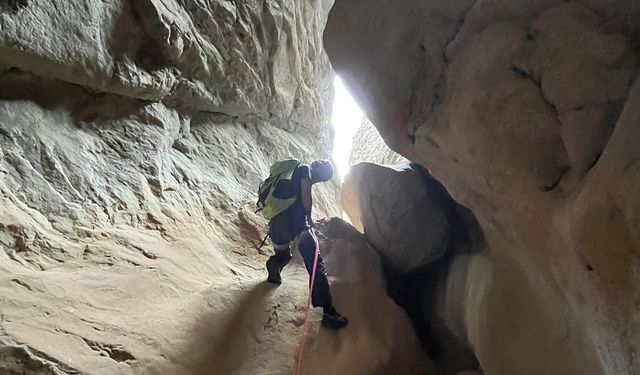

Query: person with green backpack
[256,159,349,330]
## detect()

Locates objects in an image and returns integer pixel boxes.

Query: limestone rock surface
[300,218,433,375]
[0,0,335,124]
[340,157,486,374]
[0,0,356,373]
[349,118,405,166]
[326,0,640,374]
[341,162,451,273]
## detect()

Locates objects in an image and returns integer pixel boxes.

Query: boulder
[341,162,451,273]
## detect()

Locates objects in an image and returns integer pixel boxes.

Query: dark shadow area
[109,1,173,73]
[0,0,27,14]
[0,67,146,123]
[185,281,276,375]
[380,163,485,375]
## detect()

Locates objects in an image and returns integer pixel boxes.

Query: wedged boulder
[341,162,452,273]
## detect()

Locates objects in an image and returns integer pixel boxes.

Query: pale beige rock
[324,0,475,158]
[326,0,640,373]
[341,162,451,273]
[349,118,406,166]
[301,219,434,375]
[341,160,484,373]
[0,220,432,375]
[0,0,357,373]
[339,174,364,232]
[0,0,334,126]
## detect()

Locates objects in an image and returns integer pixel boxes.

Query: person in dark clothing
[266,160,349,330]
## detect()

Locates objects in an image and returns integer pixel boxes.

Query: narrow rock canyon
[326,1,640,374]
[1,0,639,375]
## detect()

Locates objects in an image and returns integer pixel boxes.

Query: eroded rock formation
[341,162,486,374]
[341,162,451,273]
[302,218,434,375]
[0,1,382,374]
[326,0,640,374]
[349,118,405,166]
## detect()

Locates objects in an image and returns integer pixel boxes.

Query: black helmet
[310,160,334,182]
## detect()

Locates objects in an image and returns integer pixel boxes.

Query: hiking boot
[266,258,282,284]
[321,308,349,330]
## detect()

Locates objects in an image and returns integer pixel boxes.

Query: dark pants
[268,213,332,308]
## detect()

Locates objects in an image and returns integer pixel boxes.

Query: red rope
[293,229,320,375]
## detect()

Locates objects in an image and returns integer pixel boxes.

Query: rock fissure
[0,339,81,375]
[81,337,136,364]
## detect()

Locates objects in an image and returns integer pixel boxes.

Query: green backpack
[256,159,301,221]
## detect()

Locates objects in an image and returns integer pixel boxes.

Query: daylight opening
[331,76,364,180]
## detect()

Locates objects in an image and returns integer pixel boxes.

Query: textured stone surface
[0,0,335,124]
[349,118,406,166]
[341,162,451,273]
[341,161,486,374]
[326,0,640,374]
[302,218,434,375]
[0,0,363,373]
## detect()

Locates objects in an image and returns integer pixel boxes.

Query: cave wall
[349,118,405,166]
[326,0,640,374]
[0,1,342,373]
[0,0,340,269]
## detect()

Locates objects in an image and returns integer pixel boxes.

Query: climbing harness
[293,229,320,375]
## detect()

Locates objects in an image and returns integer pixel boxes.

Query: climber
[256,159,349,330]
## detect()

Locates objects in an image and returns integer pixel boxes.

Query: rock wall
[326,1,640,374]
[0,1,345,373]
[0,0,342,225]
[341,162,452,273]
[349,118,405,166]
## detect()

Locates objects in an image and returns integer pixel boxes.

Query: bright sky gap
[331,76,364,180]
